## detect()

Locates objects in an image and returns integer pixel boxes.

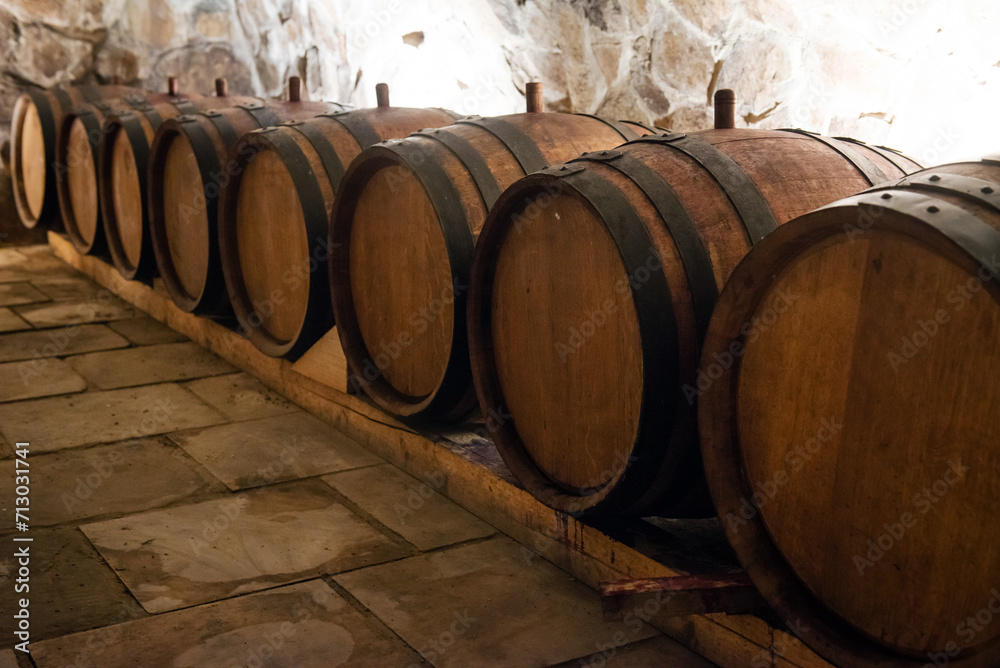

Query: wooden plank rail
[48,230,832,668]
[600,574,768,620]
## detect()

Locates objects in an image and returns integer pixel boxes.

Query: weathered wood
[713,89,736,129]
[289,326,350,395]
[147,81,347,314]
[468,128,920,519]
[49,230,832,668]
[698,158,1000,667]
[217,86,457,359]
[10,84,146,229]
[99,79,258,280]
[601,573,767,619]
[525,81,543,113]
[55,83,204,255]
[330,102,657,421]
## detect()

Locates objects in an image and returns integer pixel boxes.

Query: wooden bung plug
[526,81,543,113]
[376,82,390,108]
[714,88,736,129]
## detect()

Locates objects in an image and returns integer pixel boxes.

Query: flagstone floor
[0,244,717,668]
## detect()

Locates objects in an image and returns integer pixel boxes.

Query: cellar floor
[0,244,717,668]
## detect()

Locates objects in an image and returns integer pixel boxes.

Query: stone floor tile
[30,276,106,302]
[29,580,421,668]
[0,383,227,453]
[10,245,52,258]
[13,298,139,328]
[68,342,235,389]
[0,324,130,363]
[183,372,296,422]
[107,316,188,345]
[0,308,31,333]
[551,635,720,667]
[0,281,48,306]
[81,480,410,613]
[335,536,658,667]
[0,247,72,272]
[0,248,27,264]
[170,413,381,490]
[31,438,227,527]
[324,464,495,551]
[0,358,86,402]
[0,528,147,643]
[0,262,83,284]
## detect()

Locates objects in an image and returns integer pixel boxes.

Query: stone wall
[2,0,999,164]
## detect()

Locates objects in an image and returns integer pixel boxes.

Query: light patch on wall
[342,0,523,115]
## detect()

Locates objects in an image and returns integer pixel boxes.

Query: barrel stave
[697,158,1000,666]
[56,91,197,254]
[468,129,918,518]
[100,94,260,280]
[217,106,459,359]
[149,100,340,313]
[330,113,656,420]
[11,84,142,229]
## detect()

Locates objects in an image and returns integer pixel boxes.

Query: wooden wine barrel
[697,158,1000,667]
[218,84,459,358]
[55,78,202,254]
[10,83,144,229]
[329,82,659,420]
[99,79,259,280]
[466,90,921,518]
[147,77,346,314]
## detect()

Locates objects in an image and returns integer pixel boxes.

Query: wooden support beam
[601,573,768,620]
